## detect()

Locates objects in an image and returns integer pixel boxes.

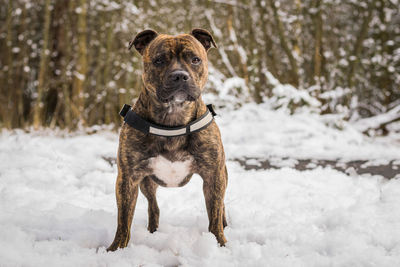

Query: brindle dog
[107,29,228,251]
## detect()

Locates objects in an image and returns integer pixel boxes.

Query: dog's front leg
[107,171,141,252]
[201,164,228,246]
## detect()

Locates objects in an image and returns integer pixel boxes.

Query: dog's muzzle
[157,70,200,103]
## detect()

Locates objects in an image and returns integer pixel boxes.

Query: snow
[353,105,400,133]
[1,103,400,266]
[217,102,400,161]
[319,87,350,100]
[219,77,249,101]
[264,71,321,110]
[73,71,86,81]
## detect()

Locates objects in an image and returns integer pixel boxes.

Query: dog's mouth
[157,86,199,104]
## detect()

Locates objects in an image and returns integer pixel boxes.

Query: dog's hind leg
[140,176,160,233]
[222,166,228,228]
[223,204,227,228]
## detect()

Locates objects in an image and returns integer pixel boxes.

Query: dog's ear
[129,29,158,55]
[191,28,217,51]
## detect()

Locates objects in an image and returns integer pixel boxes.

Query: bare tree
[268,0,299,87]
[71,0,88,127]
[33,0,52,129]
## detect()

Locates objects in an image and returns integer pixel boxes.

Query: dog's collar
[119,104,217,137]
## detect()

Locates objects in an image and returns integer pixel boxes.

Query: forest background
[1,0,399,133]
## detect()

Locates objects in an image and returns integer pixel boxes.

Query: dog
[107,28,228,251]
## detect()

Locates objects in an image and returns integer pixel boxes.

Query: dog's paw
[216,234,227,247]
[107,230,131,252]
[148,224,158,233]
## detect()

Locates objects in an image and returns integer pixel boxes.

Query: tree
[33,0,51,129]
[71,0,88,127]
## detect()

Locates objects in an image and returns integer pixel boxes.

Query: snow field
[217,102,400,161]
[1,103,400,266]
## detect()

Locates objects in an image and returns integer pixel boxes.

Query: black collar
[119,104,217,137]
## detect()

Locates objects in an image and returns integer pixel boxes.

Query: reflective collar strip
[149,126,186,136]
[119,104,216,137]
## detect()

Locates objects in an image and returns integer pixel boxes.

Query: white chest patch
[149,155,193,187]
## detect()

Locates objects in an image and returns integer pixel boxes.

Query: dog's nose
[168,70,190,83]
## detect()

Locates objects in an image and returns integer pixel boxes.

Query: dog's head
[129,29,216,105]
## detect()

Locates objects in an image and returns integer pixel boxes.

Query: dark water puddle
[234,157,400,179]
[102,156,399,179]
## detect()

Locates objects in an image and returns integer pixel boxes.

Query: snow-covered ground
[1,102,400,266]
[218,102,400,162]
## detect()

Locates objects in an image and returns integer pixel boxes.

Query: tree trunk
[33,0,52,129]
[71,0,88,127]
[255,0,279,97]
[2,0,14,128]
[60,1,74,129]
[14,4,28,128]
[104,13,114,125]
[227,5,249,93]
[347,0,376,88]
[312,0,323,83]
[48,0,71,128]
[242,0,263,103]
[293,0,302,59]
[268,0,299,87]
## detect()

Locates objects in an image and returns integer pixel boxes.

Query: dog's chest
[149,155,193,187]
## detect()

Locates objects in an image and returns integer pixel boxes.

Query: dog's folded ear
[191,28,217,51]
[129,29,158,55]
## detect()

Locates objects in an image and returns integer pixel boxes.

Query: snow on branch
[354,105,400,133]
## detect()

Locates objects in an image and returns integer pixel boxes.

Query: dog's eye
[153,57,164,66]
[191,57,201,65]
